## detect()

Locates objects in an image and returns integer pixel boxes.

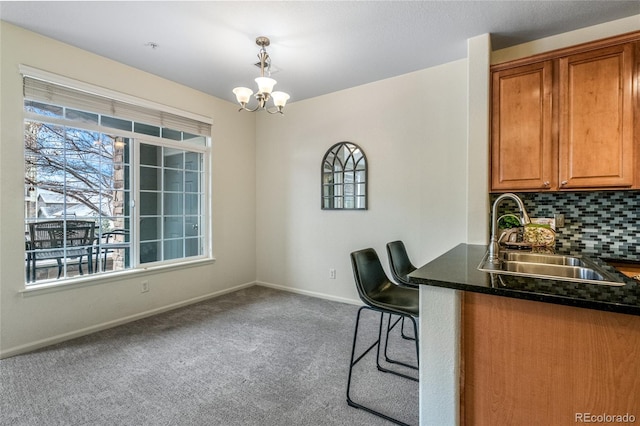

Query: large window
[22,70,211,286]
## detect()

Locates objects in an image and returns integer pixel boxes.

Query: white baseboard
[256,281,362,306]
[1,280,361,359]
[0,281,256,359]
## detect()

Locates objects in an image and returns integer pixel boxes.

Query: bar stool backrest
[350,248,395,310]
[386,240,418,288]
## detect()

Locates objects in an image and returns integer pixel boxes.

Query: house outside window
[22,68,212,286]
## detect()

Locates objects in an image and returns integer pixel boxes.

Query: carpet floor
[0,286,419,425]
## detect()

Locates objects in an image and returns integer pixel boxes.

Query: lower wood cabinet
[462,292,640,425]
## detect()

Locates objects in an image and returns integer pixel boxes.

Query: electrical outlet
[141,280,149,293]
[329,268,336,279]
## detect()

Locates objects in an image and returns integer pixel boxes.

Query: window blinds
[23,76,211,137]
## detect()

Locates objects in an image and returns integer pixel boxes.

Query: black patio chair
[27,220,95,282]
[94,229,130,272]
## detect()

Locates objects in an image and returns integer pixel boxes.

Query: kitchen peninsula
[409,244,640,425]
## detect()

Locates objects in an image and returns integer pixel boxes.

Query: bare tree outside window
[24,116,130,281]
[24,121,127,224]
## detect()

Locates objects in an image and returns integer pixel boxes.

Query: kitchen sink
[500,252,586,267]
[478,250,625,286]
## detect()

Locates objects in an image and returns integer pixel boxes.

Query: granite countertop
[408,243,640,316]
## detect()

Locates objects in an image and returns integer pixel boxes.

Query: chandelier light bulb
[271,91,290,108]
[255,77,277,95]
[233,87,253,104]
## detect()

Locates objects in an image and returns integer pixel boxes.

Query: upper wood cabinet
[558,43,635,189]
[490,33,638,192]
[491,61,554,191]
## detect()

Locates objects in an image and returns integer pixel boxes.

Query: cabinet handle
[561,180,568,186]
[543,181,550,187]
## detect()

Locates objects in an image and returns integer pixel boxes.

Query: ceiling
[1,1,638,105]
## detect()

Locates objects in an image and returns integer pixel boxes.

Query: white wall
[418,32,491,426]
[492,14,640,63]
[0,22,257,357]
[255,60,469,303]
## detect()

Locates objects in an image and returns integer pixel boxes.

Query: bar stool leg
[377,313,419,377]
[400,316,417,340]
[346,306,414,426]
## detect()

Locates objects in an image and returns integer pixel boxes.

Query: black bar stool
[386,240,418,289]
[347,248,419,426]
[386,240,420,344]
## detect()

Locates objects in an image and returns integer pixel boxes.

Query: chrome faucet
[488,193,531,264]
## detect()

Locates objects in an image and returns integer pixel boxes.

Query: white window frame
[134,138,209,268]
[21,65,213,290]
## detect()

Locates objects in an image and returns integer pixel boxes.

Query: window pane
[184,238,202,256]
[140,166,161,191]
[185,194,199,215]
[162,128,182,141]
[185,237,200,257]
[102,116,132,132]
[164,169,183,191]
[140,144,161,166]
[185,217,200,237]
[163,239,183,261]
[185,172,199,192]
[183,133,207,146]
[134,122,160,137]
[164,148,183,169]
[164,217,184,239]
[95,226,130,273]
[185,152,200,171]
[140,241,160,264]
[66,109,99,125]
[140,217,161,241]
[102,190,129,217]
[140,191,160,215]
[24,100,64,118]
[164,193,183,215]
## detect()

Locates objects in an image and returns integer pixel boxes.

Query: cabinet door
[463,293,640,425]
[491,61,554,191]
[558,43,634,189]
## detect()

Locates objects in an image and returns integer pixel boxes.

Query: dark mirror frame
[321,141,367,210]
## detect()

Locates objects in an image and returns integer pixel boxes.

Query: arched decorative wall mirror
[321,141,367,210]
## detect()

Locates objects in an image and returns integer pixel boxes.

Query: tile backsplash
[492,191,640,260]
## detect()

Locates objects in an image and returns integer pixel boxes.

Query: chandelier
[233,36,290,114]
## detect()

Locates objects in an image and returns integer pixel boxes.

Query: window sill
[20,257,216,297]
